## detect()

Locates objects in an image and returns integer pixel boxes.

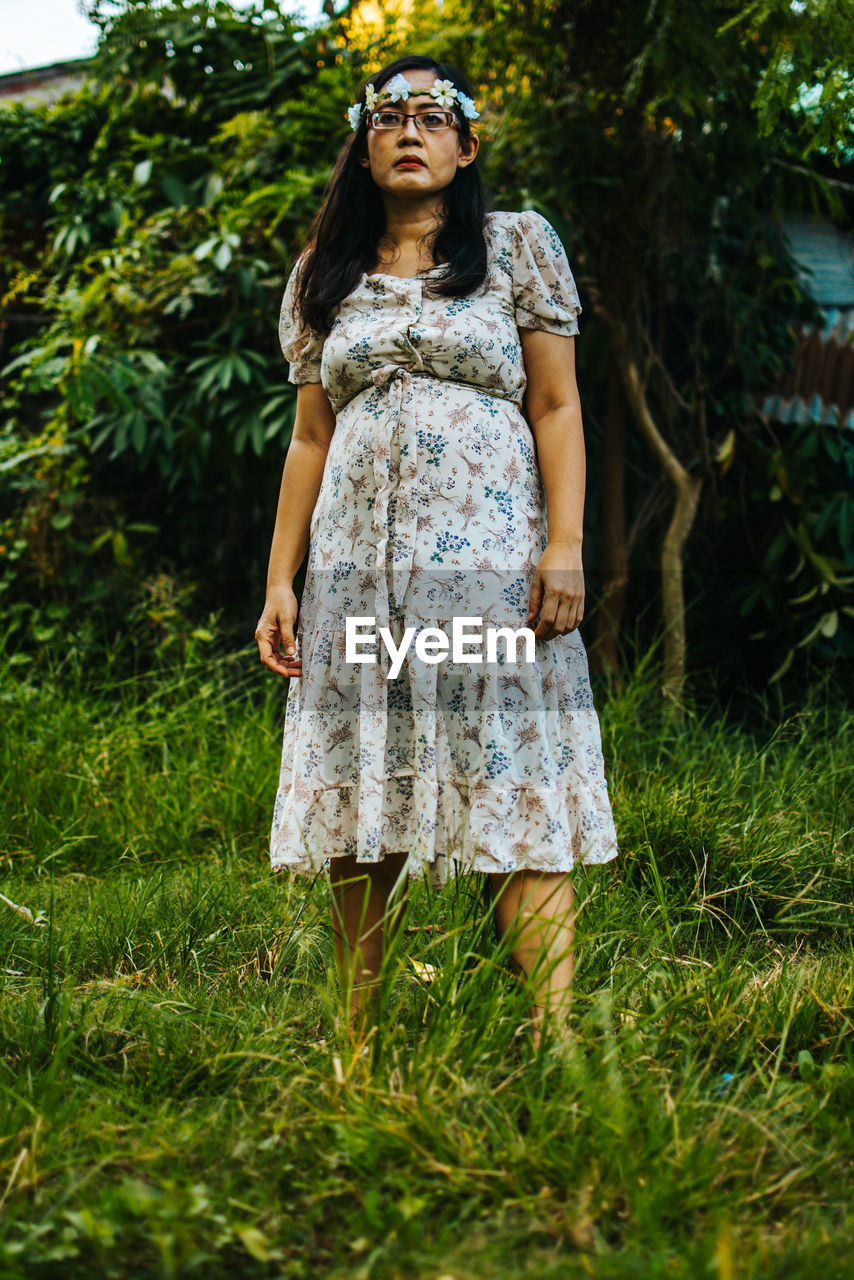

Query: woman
[255,54,619,1051]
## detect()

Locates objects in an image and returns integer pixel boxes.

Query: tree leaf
[213,241,233,270]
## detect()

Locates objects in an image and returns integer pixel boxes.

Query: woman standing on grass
[255,53,619,1051]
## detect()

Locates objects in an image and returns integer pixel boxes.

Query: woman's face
[360,67,478,198]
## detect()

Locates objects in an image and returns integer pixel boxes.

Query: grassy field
[0,639,852,1279]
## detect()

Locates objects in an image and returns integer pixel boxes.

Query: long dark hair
[294,54,490,336]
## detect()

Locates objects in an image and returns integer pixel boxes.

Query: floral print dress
[269,209,619,888]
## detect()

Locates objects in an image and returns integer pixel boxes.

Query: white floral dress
[269,209,619,888]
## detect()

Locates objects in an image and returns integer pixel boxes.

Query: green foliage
[0,0,357,657]
[716,0,854,166]
[736,413,854,682]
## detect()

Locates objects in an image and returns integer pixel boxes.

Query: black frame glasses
[367,108,458,132]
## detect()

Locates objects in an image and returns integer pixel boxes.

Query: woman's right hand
[255,585,302,678]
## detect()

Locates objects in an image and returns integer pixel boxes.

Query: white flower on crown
[383,73,412,103]
[364,83,379,111]
[429,79,458,109]
[347,102,363,129]
[456,92,480,120]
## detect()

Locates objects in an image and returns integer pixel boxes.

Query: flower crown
[347,73,480,131]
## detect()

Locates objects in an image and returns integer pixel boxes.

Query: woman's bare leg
[486,869,576,1050]
[328,852,410,1036]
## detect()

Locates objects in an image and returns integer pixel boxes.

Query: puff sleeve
[511,209,582,337]
[278,252,326,385]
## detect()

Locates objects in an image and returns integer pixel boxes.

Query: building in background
[759,211,854,430]
[0,57,92,108]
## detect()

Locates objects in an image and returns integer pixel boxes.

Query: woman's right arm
[255,382,337,678]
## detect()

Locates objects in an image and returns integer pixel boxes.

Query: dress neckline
[362,264,446,282]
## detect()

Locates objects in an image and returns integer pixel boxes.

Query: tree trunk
[607,315,704,715]
[658,470,703,709]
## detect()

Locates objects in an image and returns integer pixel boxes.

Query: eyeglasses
[368,108,458,132]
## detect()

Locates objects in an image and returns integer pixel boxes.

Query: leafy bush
[1,0,358,661]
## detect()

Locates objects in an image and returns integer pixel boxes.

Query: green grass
[0,639,852,1278]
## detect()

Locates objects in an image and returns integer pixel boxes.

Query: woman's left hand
[526,540,585,641]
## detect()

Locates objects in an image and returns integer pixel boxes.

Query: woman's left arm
[520,327,586,641]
